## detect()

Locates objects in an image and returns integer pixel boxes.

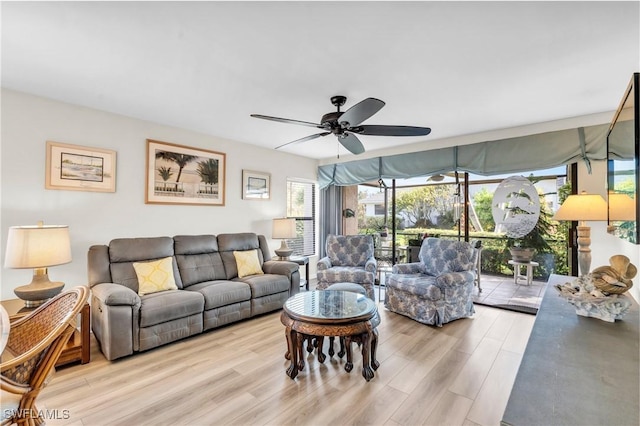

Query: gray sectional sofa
[88,233,300,360]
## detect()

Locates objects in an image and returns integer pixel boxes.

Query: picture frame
[242,170,271,200]
[45,141,116,192]
[146,139,226,206]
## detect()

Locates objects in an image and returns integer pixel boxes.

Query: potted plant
[506,206,554,262]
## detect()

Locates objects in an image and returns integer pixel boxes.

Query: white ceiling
[2,1,639,160]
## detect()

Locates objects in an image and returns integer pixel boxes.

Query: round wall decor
[492,176,540,238]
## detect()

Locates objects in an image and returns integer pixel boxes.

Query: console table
[501,274,639,425]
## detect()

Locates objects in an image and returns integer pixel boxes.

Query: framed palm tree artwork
[145,139,226,206]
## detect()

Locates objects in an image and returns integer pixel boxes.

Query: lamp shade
[552,191,608,222]
[608,193,636,221]
[272,218,296,239]
[4,225,72,269]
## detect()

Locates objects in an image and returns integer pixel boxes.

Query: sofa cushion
[185,281,251,310]
[386,274,442,301]
[139,290,204,327]
[217,233,264,279]
[109,237,183,291]
[419,238,476,276]
[316,266,375,286]
[174,235,226,287]
[133,257,178,296]
[234,249,264,278]
[238,274,291,298]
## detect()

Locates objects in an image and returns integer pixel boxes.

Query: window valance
[318,123,609,188]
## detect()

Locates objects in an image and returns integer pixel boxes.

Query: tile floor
[314,271,549,312]
[372,271,549,312]
[472,273,548,311]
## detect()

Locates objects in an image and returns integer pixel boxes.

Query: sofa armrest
[435,271,476,288]
[317,257,332,271]
[392,262,423,274]
[262,260,301,295]
[365,257,377,273]
[90,283,141,361]
[91,283,141,306]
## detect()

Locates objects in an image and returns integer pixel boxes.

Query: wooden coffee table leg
[284,326,292,360]
[361,331,374,382]
[371,327,380,371]
[286,329,299,379]
[296,332,305,371]
[316,336,326,363]
[338,337,346,358]
[344,337,354,372]
[328,336,335,357]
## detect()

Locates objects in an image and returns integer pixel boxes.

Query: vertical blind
[286,179,316,256]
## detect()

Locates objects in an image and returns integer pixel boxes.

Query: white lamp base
[275,240,293,260]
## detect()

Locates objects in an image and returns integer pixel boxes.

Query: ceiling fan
[427,172,458,182]
[250,95,431,155]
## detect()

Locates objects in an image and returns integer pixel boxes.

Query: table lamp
[552,191,607,277]
[609,192,636,221]
[4,221,72,307]
[272,218,296,260]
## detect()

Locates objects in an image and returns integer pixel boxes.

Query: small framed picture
[146,139,226,206]
[45,141,116,192]
[242,170,270,200]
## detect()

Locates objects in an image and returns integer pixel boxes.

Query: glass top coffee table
[280,290,380,381]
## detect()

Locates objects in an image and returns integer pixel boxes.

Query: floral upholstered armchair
[316,234,377,299]
[385,237,478,327]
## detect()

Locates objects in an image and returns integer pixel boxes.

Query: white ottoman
[326,282,368,297]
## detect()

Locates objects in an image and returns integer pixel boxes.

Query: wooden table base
[281,313,379,381]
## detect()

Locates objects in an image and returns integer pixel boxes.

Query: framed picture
[45,141,116,192]
[146,139,226,206]
[242,170,271,200]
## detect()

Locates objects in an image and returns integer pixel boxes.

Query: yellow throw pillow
[133,256,178,296]
[234,249,264,278]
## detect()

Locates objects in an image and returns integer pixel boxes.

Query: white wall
[0,89,318,300]
[578,160,639,302]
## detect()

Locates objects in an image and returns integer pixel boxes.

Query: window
[286,179,316,256]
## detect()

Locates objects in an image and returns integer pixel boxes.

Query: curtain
[319,185,342,258]
[318,123,609,188]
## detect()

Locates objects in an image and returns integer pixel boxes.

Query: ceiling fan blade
[338,133,365,155]
[338,98,385,128]
[356,125,432,137]
[275,132,331,150]
[251,114,325,129]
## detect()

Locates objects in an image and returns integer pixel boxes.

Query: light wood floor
[39,302,535,426]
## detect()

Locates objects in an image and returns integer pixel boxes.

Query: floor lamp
[552,191,607,277]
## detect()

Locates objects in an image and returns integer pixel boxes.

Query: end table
[1,297,90,366]
[274,256,310,290]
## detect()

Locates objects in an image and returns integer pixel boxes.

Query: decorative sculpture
[555,255,637,322]
[591,254,637,294]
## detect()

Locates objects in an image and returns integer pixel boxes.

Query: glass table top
[284,290,377,323]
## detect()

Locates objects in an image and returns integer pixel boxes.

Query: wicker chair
[1,287,89,425]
